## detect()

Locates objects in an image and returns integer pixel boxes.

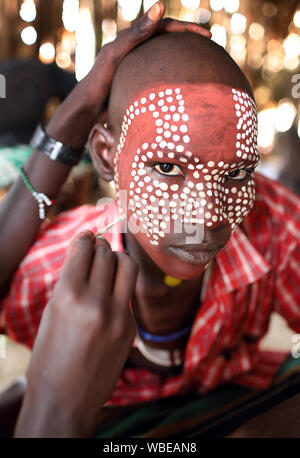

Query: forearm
[0,151,72,294]
[0,79,98,296]
[14,390,95,438]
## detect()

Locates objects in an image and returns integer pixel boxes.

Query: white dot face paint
[114,83,259,248]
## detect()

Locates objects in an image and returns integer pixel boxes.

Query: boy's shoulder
[241,172,300,264]
[252,172,300,232]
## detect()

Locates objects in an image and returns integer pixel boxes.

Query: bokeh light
[294,10,300,28]
[20,26,37,45]
[118,0,142,22]
[39,42,55,64]
[258,108,276,151]
[143,0,157,11]
[224,0,239,14]
[56,52,72,69]
[210,0,224,12]
[19,0,36,22]
[254,86,271,106]
[75,6,95,81]
[62,0,79,32]
[274,99,297,133]
[196,8,211,23]
[211,24,227,48]
[231,13,246,34]
[262,2,278,17]
[102,19,117,46]
[283,33,300,59]
[283,56,300,71]
[230,35,246,65]
[180,0,200,10]
[249,22,265,40]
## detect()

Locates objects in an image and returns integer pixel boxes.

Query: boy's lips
[168,244,219,266]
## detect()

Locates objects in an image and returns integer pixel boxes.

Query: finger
[59,231,95,287]
[99,1,165,67]
[116,1,166,46]
[88,236,117,297]
[113,253,138,309]
[157,18,212,38]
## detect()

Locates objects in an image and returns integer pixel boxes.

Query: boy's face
[114,83,259,279]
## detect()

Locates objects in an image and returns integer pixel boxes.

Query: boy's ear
[88,123,115,181]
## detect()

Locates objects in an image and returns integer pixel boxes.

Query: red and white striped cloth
[1,172,300,405]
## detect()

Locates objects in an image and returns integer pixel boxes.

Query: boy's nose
[176,220,231,248]
[181,191,227,230]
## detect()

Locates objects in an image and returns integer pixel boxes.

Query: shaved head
[108,32,253,136]
[97,31,259,279]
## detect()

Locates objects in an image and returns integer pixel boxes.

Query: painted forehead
[115,83,259,166]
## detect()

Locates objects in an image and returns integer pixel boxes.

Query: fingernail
[78,230,94,238]
[148,2,161,20]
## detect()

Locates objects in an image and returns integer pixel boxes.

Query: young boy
[1,3,300,438]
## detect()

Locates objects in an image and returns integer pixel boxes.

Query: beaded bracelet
[19,167,55,220]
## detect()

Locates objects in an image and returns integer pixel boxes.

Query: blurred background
[0,0,299,390]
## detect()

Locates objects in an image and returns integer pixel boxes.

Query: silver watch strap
[30,124,83,166]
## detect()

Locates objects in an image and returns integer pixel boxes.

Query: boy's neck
[123,232,204,343]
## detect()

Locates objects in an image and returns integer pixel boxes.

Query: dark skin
[2,2,299,439]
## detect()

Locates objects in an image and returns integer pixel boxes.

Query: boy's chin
[147,248,212,281]
[131,232,214,281]
[161,262,209,281]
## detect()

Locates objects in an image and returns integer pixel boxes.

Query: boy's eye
[226,168,253,180]
[154,163,183,176]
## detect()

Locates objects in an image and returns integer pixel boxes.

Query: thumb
[115,1,166,51]
[131,1,166,36]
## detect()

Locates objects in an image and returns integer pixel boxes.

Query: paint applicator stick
[95,214,126,237]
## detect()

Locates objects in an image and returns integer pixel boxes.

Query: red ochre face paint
[114,83,260,278]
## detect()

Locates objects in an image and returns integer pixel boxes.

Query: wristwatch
[30,123,83,166]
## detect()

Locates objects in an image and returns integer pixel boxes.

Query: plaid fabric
[0,172,300,406]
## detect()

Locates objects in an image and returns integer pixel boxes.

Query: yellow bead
[164,275,182,287]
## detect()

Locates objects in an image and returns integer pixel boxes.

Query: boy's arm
[0,2,211,298]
